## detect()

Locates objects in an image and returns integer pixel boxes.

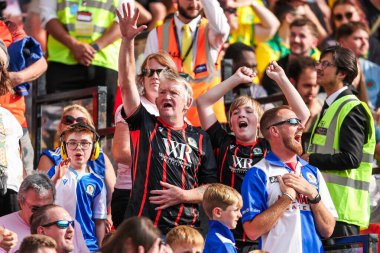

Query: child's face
[64,132,93,169]
[230,104,259,143]
[218,203,242,230]
[171,243,203,253]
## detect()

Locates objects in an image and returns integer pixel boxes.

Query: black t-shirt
[207,121,269,241]
[125,105,218,233]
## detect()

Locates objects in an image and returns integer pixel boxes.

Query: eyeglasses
[334,11,353,21]
[267,118,301,129]
[224,7,237,14]
[41,220,75,229]
[65,141,92,150]
[142,68,165,77]
[61,115,88,125]
[314,61,336,70]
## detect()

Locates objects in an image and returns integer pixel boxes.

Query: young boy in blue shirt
[48,123,107,251]
[203,183,242,253]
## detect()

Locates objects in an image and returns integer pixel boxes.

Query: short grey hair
[159,69,193,105]
[17,173,56,204]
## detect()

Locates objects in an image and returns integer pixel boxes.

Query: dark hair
[260,105,292,139]
[336,21,369,41]
[99,217,161,253]
[224,42,255,61]
[320,45,358,84]
[18,235,57,253]
[290,18,318,38]
[287,57,316,84]
[273,0,297,21]
[224,42,256,72]
[30,204,61,234]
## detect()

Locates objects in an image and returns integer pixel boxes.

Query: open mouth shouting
[238,121,248,129]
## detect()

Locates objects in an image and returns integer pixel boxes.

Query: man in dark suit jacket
[302,45,376,237]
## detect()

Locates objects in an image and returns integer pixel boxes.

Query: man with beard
[144,0,229,126]
[241,105,337,253]
[261,17,320,95]
[303,45,376,237]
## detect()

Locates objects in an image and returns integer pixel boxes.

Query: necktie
[181,24,193,74]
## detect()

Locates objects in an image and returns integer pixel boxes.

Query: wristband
[90,43,100,52]
[282,192,296,202]
[308,192,321,204]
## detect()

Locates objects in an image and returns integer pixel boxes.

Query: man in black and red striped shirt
[116,4,217,234]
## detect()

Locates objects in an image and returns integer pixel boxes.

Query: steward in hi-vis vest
[305,45,376,237]
[308,94,375,228]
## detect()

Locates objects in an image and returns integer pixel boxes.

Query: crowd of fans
[0,0,380,252]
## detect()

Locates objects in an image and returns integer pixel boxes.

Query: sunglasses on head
[62,115,88,125]
[267,118,301,129]
[334,11,353,21]
[224,7,237,14]
[142,68,165,77]
[41,220,75,229]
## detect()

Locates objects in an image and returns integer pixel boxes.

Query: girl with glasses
[37,104,116,235]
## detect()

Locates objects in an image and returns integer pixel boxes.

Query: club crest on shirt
[86,184,95,196]
[306,172,317,185]
[187,137,197,149]
[253,147,263,155]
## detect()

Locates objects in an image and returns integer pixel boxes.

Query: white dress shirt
[144,0,229,64]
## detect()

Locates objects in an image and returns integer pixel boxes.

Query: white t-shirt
[0,107,23,192]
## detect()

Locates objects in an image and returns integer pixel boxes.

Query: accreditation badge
[75,11,93,42]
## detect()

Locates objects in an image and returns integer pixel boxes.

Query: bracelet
[282,192,296,202]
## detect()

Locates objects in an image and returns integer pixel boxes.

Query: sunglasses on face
[61,115,88,125]
[267,118,301,129]
[334,11,353,21]
[224,7,237,14]
[142,68,165,77]
[41,220,75,229]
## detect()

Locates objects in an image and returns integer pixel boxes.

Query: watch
[90,43,100,52]
[308,193,321,204]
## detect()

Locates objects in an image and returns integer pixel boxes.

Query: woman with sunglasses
[37,104,116,232]
[111,51,178,229]
[321,0,380,65]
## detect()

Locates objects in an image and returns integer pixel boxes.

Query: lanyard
[173,18,201,68]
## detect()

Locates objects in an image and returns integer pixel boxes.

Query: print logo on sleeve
[306,172,318,185]
[86,184,95,196]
